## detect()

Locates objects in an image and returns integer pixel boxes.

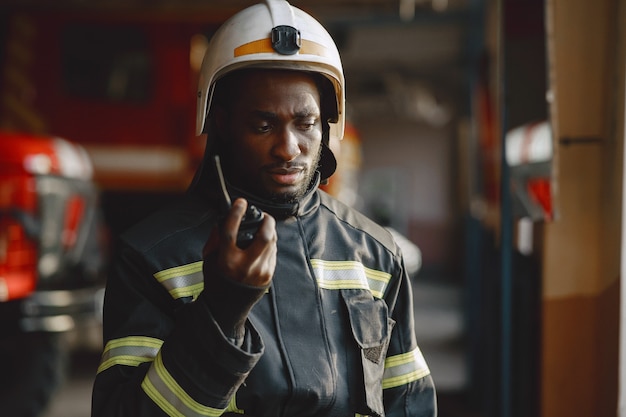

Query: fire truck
[0,130,104,416]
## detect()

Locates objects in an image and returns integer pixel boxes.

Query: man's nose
[272,127,301,161]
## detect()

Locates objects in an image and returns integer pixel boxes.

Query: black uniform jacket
[91,176,436,417]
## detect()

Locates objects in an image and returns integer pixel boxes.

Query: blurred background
[0,0,624,416]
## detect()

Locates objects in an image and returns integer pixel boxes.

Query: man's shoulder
[317,191,396,252]
[120,195,215,254]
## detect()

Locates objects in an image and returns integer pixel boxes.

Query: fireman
[91,1,436,416]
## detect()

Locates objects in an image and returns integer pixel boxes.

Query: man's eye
[255,124,272,133]
[298,120,317,130]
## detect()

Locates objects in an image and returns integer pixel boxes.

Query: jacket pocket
[342,290,395,417]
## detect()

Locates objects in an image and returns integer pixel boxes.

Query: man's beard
[267,147,322,204]
[219,143,322,205]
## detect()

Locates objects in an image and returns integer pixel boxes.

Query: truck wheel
[0,332,68,417]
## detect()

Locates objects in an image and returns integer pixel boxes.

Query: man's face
[217,70,323,203]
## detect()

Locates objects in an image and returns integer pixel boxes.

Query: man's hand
[200,198,276,341]
[204,198,277,287]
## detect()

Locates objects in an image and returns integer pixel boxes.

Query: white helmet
[196,0,345,143]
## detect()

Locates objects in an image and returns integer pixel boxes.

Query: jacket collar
[224,172,321,220]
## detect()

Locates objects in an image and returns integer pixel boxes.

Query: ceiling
[1,0,478,125]
[0,0,468,16]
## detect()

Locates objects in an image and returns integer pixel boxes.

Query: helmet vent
[271,25,301,55]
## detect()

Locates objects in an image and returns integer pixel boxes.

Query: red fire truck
[0,130,104,416]
[0,9,238,229]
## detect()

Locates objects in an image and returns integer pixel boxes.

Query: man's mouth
[267,167,304,186]
[265,164,305,186]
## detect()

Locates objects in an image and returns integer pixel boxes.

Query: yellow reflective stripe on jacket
[154,261,204,300]
[225,393,244,414]
[310,259,392,299]
[382,346,431,389]
[142,350,226,417]
[97,336,163,374]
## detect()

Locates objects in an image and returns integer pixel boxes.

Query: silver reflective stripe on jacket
[382,346,431,389]
[142,350,227,417]
[310,259,392,298]
[154,261,204,300]
[98,336,163,374]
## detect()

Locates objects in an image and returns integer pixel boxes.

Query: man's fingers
[222,198,248,246]
[209,197,277,287]
[252,214,276,245]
